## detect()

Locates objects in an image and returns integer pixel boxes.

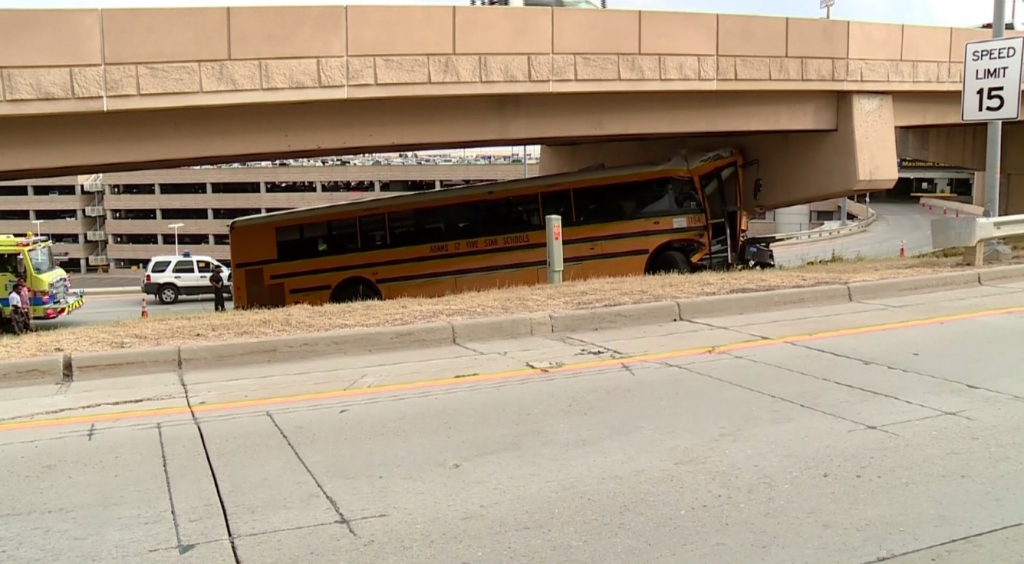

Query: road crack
[267,411,357,537]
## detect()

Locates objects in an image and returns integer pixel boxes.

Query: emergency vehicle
[0,234,85,327]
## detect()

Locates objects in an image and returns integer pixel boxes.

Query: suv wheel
[158,284,180,305]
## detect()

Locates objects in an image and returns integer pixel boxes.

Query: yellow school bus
[228,148,775,308]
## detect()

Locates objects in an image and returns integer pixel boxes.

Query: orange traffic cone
[899,240,905,258]
[928,204,933,211]
[943,207,948,215]
[141,296,149,319]
[956,209,960,218]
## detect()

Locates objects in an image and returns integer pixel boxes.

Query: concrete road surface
[775,202,937,267]
[3,282,1024,563]
[35,294,233,329]
[70,273,141,289]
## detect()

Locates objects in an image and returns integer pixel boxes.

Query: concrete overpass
[0,6,1004,209]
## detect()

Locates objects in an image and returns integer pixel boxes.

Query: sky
[2,0,1007,28]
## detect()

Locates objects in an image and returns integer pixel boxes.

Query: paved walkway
[3,282,1024,563]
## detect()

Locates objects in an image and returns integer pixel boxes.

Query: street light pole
[168,223,184,255]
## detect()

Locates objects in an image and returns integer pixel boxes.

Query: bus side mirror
[753,178,763,201]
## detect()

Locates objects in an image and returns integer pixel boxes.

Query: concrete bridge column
[540,93,899,211]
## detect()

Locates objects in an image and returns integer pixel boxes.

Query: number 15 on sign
[962,36,1024,122]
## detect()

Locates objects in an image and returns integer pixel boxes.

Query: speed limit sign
[962,36,1024,122]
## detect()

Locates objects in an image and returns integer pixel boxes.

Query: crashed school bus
[0,234,86,324]
[228,148,776,309]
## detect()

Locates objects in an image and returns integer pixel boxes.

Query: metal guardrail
[931,214,1024,250]
[769,200,877,245]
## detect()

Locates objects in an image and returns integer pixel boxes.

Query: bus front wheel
[648,250,693,275]
[330,279,382,304]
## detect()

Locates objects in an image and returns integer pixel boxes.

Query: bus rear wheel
[648,250,693,275]
[330,279,382,304]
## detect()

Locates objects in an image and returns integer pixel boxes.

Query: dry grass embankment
[1,255,1019,360]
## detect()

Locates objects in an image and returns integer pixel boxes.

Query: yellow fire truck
[0,234,85,328]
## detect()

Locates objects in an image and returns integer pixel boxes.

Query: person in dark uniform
[210,265,227,312]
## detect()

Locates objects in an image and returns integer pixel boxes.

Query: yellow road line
[3,303,1023,433]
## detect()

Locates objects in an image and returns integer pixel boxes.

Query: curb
[3,265,1024,386]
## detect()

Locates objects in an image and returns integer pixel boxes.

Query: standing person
[8,282,25,334]
[209,265,227,312]
[16,277,31,332]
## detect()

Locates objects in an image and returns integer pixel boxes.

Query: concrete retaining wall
[2,266,1021,385]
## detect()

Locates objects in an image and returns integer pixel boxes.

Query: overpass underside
[898,119,1024,215]
[0,90,898,212]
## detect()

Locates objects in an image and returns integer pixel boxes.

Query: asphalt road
[3,282,1024,563]
[774,202,937,267]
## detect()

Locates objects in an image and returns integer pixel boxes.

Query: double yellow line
[3,304,1023,433]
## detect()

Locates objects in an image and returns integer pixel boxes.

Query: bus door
[701,164,743,268]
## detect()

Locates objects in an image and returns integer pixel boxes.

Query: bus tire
[158,284,180,305]
[649,250,692,275]
[330,279,382,303]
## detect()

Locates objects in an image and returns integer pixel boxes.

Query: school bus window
[326,219,359,254]
[387,210,417,247]
[540,190,575,224]
[276,224,302,258]
[418,207,450,244]
[359,214,388,249]
[572,177,703,225]
[475,194,541,237]
[444,201,478,239]
[669,177,704,212]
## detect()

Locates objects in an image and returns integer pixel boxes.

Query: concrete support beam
[541,93,899,210]
[0,91,837,181]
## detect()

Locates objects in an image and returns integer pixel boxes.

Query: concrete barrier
[71,347,179,381]
[978,264,1024,285]
[550,301,679,333]
[453,316,534,343]
[847,271,981,301]
[0,355,64,387]
[179,322,454,370]
[529,314,553,335]
[679,285,851,320]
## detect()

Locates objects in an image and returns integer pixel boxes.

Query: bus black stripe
[374,249,650,285]
[245,226,702,280]
[289,284,332,295]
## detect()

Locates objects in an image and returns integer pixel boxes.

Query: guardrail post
[964,243,985,266]
[545,215,563,285]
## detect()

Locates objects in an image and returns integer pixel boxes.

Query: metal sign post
[545,215,563,285]
[962,1,1022,219]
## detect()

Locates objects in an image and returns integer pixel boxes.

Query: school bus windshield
[228,148,774,309]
